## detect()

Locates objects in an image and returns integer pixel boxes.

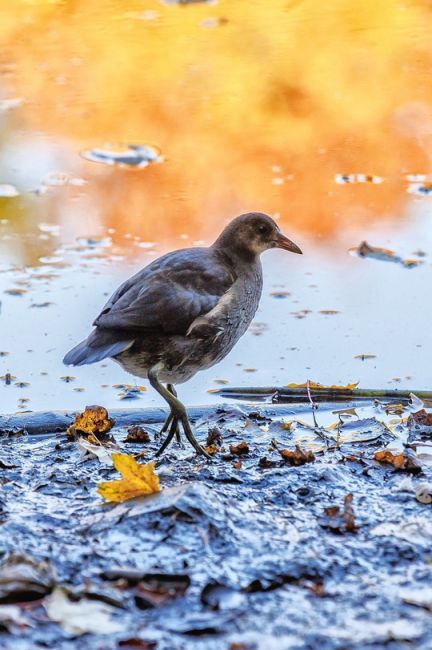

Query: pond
[1,0,432,415]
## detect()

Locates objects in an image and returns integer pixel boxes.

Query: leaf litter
[0,394,432,648]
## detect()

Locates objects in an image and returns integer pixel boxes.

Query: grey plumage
[63,212,302,456]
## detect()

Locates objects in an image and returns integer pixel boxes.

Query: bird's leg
[155,414,180,457]
[148,363,210,459]
[167,384,182,445]
[157,411,173,438]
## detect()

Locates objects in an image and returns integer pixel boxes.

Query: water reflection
[0,0,432,412]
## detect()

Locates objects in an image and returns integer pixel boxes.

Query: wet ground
[1,2,432,647]
[0,399,431,648]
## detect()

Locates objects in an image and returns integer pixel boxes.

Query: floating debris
[38,222,61,234]
[81,144,163,168]
[248,322,268,336]
[0,98,23,111]
[4,288,26,296]
[350,241,423,268]
[270,291,290,299]
[76,236,112,248]
[408,182,432,196]
[319,310,339,315]
[116,384,147,400]
[0,184,19,197]
[335,173,383,184]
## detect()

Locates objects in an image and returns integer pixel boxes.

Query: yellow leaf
[97,454,161,503]
[286,381,358,391]
[67,405,115,437]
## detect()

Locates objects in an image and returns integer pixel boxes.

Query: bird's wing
[93,248,235,335]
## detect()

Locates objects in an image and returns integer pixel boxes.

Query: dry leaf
[408,409,432,430]
[374,448,422,473]
[320,494,357,533]
[67,405,115,437]
[279,445,315,466]
[285,380,358,391]
[77,438,114,465]
[229,441,250,455]
[97,454,161,503]
[125,426,150,444]
[44,587,124,635]
[204,444,219,456]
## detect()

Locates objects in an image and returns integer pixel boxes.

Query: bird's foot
[154,413,210,459]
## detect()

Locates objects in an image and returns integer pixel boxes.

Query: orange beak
[274,232,302,254]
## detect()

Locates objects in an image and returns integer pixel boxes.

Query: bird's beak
[274,232,303,254]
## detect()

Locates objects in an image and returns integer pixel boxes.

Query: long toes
[181,418,211,459]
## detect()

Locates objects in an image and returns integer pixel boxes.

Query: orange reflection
[1,0,432,244]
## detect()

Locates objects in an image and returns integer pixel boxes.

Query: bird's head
[213,212,302,261]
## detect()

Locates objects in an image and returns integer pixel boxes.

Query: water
[1,0,432,414]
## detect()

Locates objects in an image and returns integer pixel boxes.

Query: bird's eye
[258,225,268,234]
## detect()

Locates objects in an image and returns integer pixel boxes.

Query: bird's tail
[63,328,135,366]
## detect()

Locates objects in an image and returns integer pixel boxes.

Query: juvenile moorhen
[64,212,302,457]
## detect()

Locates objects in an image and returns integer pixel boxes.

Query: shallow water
[1,0,432,414]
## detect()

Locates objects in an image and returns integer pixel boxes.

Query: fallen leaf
[67,405,115,438]
[229,441,250,455]
[125,426,150,444]
[343,493,356,532]
[98,454,161,503]
[279,445,315,466]
[374,448,422,473]
[204,444,219,456]
[408,409,432,432]
[206,427,222,447]
[286,380,358,391]
[44,587,124,635]
[319,494,357,533]
[77,437,114,465]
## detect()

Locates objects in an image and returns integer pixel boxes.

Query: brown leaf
[204,444,219,456]
[258,456,278,469]
[67,405,115,438]
[343,493,356,532]
[279,445,315,466]
[408,409,432,428]
[320,494,357,533]
[285,380,358,391]
[374,448,422,474]
[206,427,222,447]
[229,441,250,455]
[125,426,150,444]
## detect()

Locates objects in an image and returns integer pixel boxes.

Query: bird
[63,212,302,457]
